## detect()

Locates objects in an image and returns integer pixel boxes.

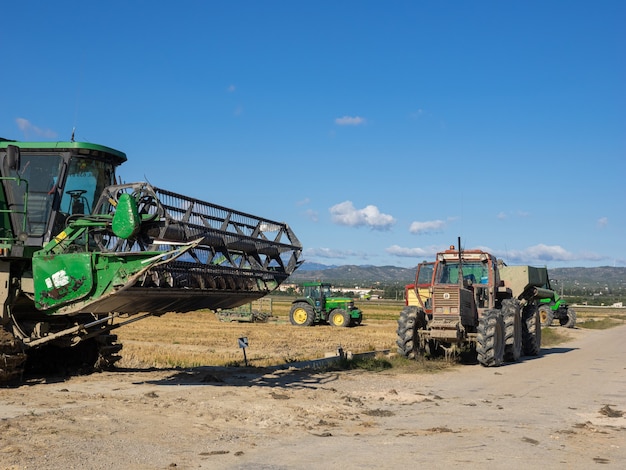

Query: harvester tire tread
[0,327,26,386]
[476,310,505,367]
[522,305,542,356]
[502,299,522,363]
[93,334,123,371]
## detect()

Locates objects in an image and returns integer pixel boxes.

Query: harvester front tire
[560,308,576,328]
[289,302,315,326]
[538,305,554,327]
[329,309,351,327]
[0,327,26,385]
[476,310,505,367]
[396,306,427,359]
[93,334,123,371]
[502,299,522,363]
[522,305,542,356]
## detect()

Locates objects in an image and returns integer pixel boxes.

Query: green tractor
[289,282,363,327]
[538,295,576,328]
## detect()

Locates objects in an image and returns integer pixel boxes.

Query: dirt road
[1,325,625,470]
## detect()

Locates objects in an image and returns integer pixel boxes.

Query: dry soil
[1,324,625,470]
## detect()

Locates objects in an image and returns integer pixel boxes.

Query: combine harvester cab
[0,139,302,384]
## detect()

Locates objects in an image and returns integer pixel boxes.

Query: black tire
[93,333,123,371]
[396,306,427,359]
[476,310,505,367]
[289,302,316,326]
[0,327,27,385]
[538,304,554,327]
[560,308,576,328]
[502,299,522,363]
[522,304,542,356]
[329,308,351,327]
[425,339,444,358]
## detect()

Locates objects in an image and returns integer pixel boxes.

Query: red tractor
[396,240,541,366]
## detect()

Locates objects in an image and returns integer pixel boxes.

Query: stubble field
[114,298,402,370]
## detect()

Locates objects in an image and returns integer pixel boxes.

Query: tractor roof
[0,139,127,165]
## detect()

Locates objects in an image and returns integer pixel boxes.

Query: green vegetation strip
[577,317,625,330]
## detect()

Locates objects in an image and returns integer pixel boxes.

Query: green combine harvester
[0,139,302,384]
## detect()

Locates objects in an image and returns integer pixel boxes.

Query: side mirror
[6,145,21,171]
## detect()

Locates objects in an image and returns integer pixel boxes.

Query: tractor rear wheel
[560,308,576,328]
[289,302,315,326]
[538,305,554,327]
[329,309,351,327]
[396,306,427,359]
[476,310,505,367]
[522,304,542,356]
[502,299,522,362]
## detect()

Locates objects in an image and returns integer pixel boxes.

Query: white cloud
[335,116,366,126]
[597,217,608,228]
[16,118,57,139]
[494,244,603,264]
[409,219,446,234]
[386,245,438,259]
[304,209,319,222]
[385,242,606,266]
[330,201,395,230]
[522,244,574,261]
[305,247,368,260]
[227,84,236,92]
[497,210,530,220]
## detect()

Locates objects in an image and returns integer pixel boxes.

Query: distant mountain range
[288,262,626,292]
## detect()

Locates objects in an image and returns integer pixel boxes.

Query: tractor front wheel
[476,310,505,367]
[538,305,554,327]
[289,302,316,326]
[396,306,427,359]
[560,308,576,328]
[329,309,351,327]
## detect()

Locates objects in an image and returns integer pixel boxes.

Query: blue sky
[2,1,624,268]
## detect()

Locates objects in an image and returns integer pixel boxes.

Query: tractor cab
[434,248,498,315]
[303,282,331,309]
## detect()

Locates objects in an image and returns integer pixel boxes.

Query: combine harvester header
[0,139,303,383]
